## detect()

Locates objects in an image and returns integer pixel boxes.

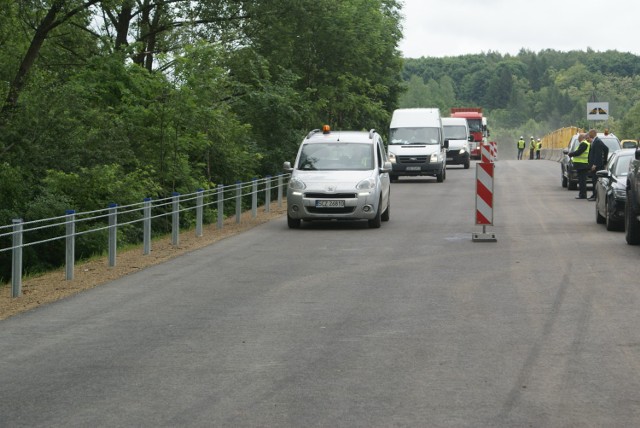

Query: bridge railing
[1,174,289,298]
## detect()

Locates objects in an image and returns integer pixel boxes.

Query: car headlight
[459,148,467,155]
[356,178,376,190]
[430,153,439,162]
[288,177,306,191]
[614,188,626,199]
[388,152,396,163]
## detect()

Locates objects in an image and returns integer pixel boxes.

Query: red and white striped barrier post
[473,145,497,242]
[490,141,497,161]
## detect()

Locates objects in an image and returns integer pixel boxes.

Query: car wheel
[436,169,444,183]
[464,160,470,169]
[605,202,620,231]
[596,195,605,224]
[625,199,640,244]
[561,171,567,188]
[287,214,301,229]
[368,198,382,228]
[381,195,390,222]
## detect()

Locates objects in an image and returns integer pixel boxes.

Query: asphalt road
[2,159,640,427]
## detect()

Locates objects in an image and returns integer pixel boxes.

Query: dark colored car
[561,133,621,190]
[625,148,640,244]
[595,149,635,230]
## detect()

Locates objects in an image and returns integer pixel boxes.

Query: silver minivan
[283,126,391,229]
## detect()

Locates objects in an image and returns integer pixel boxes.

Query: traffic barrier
[481,143,492,163]
[490,141,498,161]
[472,153,497,242]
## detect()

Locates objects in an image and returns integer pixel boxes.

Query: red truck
[450,107,488,160]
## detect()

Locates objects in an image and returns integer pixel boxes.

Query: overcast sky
[398,0,640,58]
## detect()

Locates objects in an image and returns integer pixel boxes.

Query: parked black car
[561,133,621,190]
[595,149,635,231]
[625,148,640,244]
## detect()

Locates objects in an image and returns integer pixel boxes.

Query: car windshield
[467,119,482,133]
[443,125,467,140]
[297,143,373,171]
[389,127,440,145]
[602,136,621,152]
[614,154,632,176]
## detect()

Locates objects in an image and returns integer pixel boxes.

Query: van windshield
[389,127,441,145]
[443,125,467,140]
[297,143,373,171]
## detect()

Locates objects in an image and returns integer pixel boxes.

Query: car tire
[625,198,640,244]
[436,168,444,183]
[287,214,301,229]
[368,199,382,228]
[381,195,390,222]
[561,171,567,188]
[464,159,470,169]
[596,195,605,224]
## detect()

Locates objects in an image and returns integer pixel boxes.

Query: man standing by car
[568,133,591,199]
[588,129,609,201]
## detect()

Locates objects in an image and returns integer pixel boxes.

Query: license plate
[406,166,421,171]
[316,200,345,208]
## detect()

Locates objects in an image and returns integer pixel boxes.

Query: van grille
[397,156,429,164]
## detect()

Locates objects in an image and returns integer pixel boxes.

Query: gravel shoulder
[0,204,286,320]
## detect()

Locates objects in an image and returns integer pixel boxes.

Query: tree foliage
[0,0,404,280]
[401,50,640,138]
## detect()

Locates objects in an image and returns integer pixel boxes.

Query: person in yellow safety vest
[536,138,542,159]
[568,133,591,199]
[529,136,536,160]
[517,136,526,160]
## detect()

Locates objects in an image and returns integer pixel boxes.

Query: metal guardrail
[1,175,288,298]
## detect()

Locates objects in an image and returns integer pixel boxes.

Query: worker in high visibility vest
[529,136,536,160]
[517,136,526,160]
[536,138,542,159]
[568,133,591,199]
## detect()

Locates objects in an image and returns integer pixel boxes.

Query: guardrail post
[265,175,272,213]
[65,210,75,280]
[11,219,23,297]
[196,189,203,237]
[108,203,118,267]
[277,174,283,208]
[217,185,224,230]
[172,192,180,246]
[251,178,258,219]
[143,198,152,255]
[235,181,242,224]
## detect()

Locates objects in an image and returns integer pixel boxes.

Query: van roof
[390,108,442,128]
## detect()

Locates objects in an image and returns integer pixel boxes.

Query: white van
[442,117,471,169]
[388,108,448,182]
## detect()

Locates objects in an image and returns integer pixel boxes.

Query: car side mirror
[283,161,293,173]
[595,170,609,178]
[380,161,392,174]
[636,149,640,160]
[468,135,474,142]
[563,149,569,154]
[443,140,449,149]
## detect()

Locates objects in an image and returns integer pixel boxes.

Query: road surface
[1,159,639,427]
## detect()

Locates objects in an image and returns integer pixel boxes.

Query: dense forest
[2,0,640,280]
[400,50,640,145]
